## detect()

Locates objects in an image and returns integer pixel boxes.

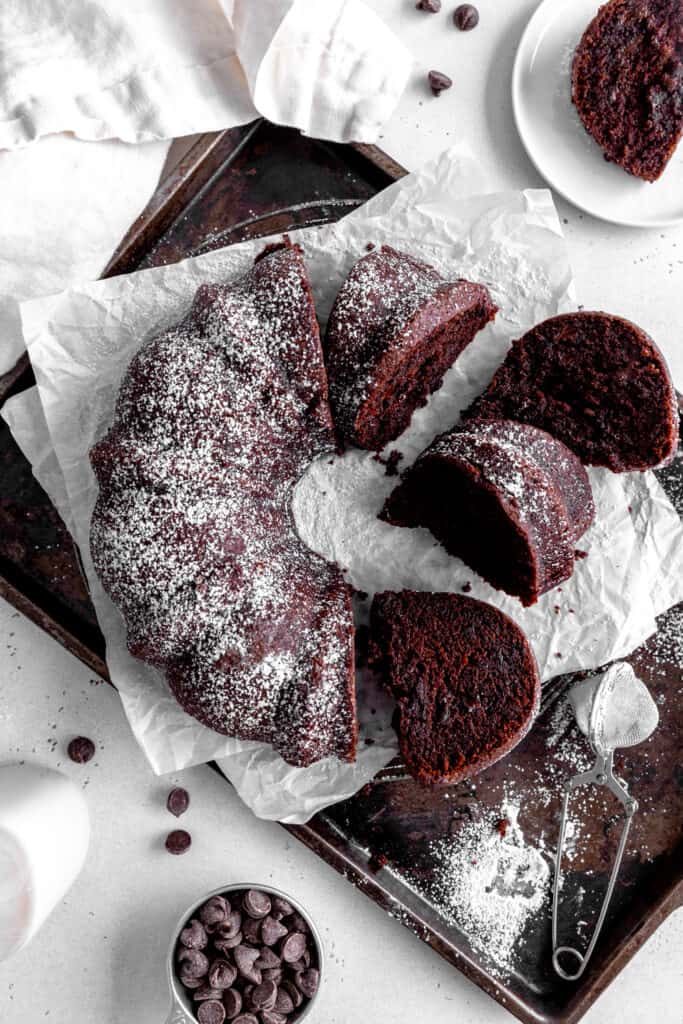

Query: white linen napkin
[0,0,412,149]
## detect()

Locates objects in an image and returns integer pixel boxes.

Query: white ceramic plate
[512,0,683,228]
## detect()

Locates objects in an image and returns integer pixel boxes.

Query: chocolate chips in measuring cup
[175,889,320,1021]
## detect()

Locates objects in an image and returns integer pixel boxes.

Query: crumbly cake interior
[369,592,540,785]
[572,0,683,182]
[467,313,679,471]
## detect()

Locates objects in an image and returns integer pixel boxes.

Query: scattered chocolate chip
[255,947,281,970]
[197,1000,226,1024]
[193,985,224,1002]
[461,581,472,593]
[67,736,95,764]
[384,450,403,476]
[496,817,510,838]
[416,0,441,10]
[369,852,389,873]
[177,948,209,978]
[234,945,262,984]
[223,988,242,1019]
[208,958,237,989]
[243,889,271,920]
[251,979,277,1010]
[167,786,190,817]
[428,70,452,96]
[364,241,376,252]
[180,919,208,950]
[297,968,319,999]
[260,916,288,947]
[575,548,588,559]
[271,897,294,919]
[165,829,192,855]
[453,3,479,30]
[280,980,303,1009]
[280,932,307,964]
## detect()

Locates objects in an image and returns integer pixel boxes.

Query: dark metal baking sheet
[0,118,681,1024]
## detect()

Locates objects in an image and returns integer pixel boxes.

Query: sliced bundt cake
[572,0,683,182]
[324,245,497,450]
[90,242,357,767]
[382,420,594,606]
[368,591,541,785]
[465,312,679,471]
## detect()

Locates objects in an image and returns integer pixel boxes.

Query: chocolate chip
[193,985,224,1002]
[223,989,243,1020]
[261,967,283,985]
[197,1001,226,1024]
[216,910,242,939]
[260,1013,287,1024]
[251,980,277,1010]
[302,948,311,968]
[200,896,228,929]
[234,945,262,984]
[180,919,208,950]
[232,1015,258,1024]
[215,931,243,953]
[416,0,441,8]
[297,967,319,999]
[242,890,271,920]
[428,70,452,96]
[273,987,295,1014]
[286,913,309,934]
[288,958,306,974]
[279,980,303,1009]
[453,3,479,29]
[271,897,293,919]
[260,916,288,947]
[179,971,203,990]
[165,829,191,855]
[255,947,281,970]
[167,786,190,817]
[177,948,209,978]
[280,932,307,964]
[208,959,237,989]
[242,916,262,944]
[67,736,95,763]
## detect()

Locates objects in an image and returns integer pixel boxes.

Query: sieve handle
[552,751,638,981]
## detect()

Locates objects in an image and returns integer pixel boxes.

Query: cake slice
[324,245,497,450]
[368,591,540,785]
[90,242,357,767]
[382,420,594,606]
[465,312,679,471]
[572,0,683,182]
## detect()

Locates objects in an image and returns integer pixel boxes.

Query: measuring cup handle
[165,1003,195,1024]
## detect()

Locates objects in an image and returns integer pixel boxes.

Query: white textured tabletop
[1,2,682,1022]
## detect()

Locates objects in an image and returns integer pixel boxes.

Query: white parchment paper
[3,148,683,822]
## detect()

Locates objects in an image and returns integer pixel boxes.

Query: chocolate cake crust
[90,243,357,767]
[369,591,541,785]
[572,0,683,182]
[324,245,497,451]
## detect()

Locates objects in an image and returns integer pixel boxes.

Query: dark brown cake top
[90,243,357,767]
[572,0,683,181]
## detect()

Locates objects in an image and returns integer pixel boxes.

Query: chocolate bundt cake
[466,312,679,472]
[90,242,357,767]
[572,0,683,182]
[324,245,497,450]
[369,592,540,785]
[382,420,594,606]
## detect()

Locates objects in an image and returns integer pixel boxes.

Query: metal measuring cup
[165,882,324,1023]
[551,662,659,981]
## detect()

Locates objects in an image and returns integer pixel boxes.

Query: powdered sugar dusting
[90,245,356,766]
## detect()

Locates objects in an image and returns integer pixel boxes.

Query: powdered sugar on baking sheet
[425,800,551,978]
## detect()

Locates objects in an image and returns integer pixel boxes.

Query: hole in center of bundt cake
[358,308,493,450]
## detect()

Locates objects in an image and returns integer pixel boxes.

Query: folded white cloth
[0,0,412,149]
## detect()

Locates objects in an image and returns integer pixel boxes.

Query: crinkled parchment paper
[3,148,683,822]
